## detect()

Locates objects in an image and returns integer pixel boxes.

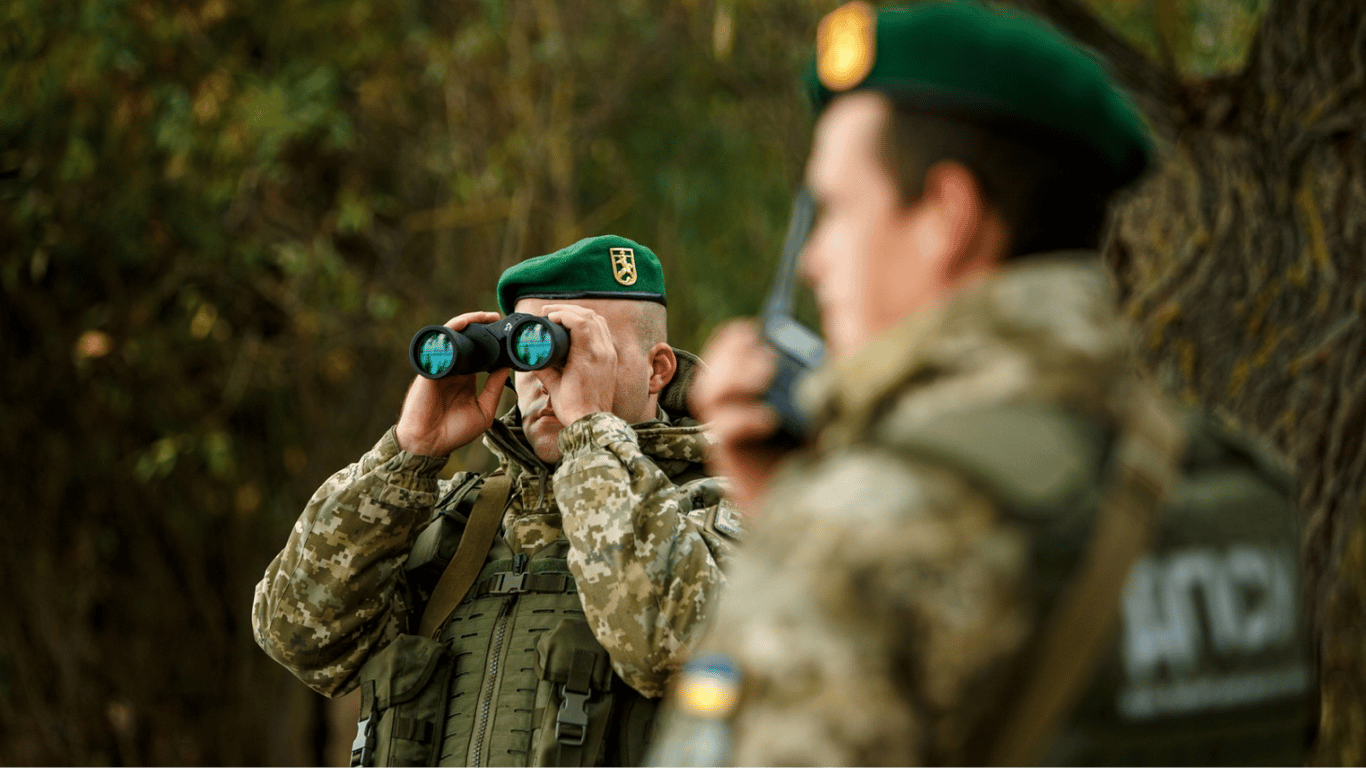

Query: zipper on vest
[469,553,527,766]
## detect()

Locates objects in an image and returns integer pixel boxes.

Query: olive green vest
[349,478,659,767]
[891,404,1314,765]
[1042,409,1314,766]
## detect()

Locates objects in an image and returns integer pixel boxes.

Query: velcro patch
[709,502,745,541]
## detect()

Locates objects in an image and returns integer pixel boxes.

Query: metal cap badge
[817,1,876,92]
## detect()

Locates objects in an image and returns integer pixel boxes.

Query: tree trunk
[1015,0,1366,762]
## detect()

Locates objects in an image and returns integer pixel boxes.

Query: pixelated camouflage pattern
[253,350,739,699]
[555,411,736,696]
[662,255,1164,765]
[252,428,446,695]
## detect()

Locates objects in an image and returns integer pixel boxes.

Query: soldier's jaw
[526,417,565,465]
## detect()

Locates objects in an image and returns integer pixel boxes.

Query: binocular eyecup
[410,313,570,379]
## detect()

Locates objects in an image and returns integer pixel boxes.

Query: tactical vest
[349,476,659,767]
[891,403,1315,765]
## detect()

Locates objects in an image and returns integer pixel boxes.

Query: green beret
[805,1,1152,187]
[497,235,666,315]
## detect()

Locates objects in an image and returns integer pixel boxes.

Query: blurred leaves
[0,0,839,762]
[5,0,1308,762]
[1077,0,1271,76]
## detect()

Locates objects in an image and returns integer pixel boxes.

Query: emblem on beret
[817,1,876,92]
[610,247,638,286]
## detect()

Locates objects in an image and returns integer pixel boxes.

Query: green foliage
[0,0,836,762]
[0,0,1284,762]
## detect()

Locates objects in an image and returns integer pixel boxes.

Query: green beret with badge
[806,0,1152,187]
[496,234,667,315]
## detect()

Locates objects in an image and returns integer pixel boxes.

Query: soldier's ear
[647,342,677,394]
[922,161,1004,282]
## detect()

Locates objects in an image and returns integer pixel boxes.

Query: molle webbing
[437,555,630,767]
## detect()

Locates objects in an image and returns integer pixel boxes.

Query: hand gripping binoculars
[409,313,570,379]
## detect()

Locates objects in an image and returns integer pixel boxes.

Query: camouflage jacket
[253,350,742,700]
[657,256,1181,765]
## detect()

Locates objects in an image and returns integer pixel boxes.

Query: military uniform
[653,257,1312,765]
[649,3,1314,765]
[254,238,743,766]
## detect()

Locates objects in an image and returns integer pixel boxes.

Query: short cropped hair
[875,102,1117,256]
[634,301,667,354]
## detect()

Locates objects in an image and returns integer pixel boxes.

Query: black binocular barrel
[408,314,571,379]
[409,322,507,379]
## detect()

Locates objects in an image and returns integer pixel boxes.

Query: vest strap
[989,387,1184,765]
[350,680,377,767]
[390,716,435,743]
[473,571,576,598]
[418,472,515,638]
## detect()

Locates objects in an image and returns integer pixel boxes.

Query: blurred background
[3,0,1362,764]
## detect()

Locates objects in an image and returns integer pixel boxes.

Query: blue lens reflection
[513,323,552,367]
[419,332,454,375]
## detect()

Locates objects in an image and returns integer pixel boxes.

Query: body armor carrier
[349,482,658,767]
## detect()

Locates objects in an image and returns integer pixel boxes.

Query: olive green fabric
[352,635,454,766]
[355,546,656,766]
[879,404,1108,519]
[805,1,1152,187]
[1037,408,1313,767]
[416,473,512,639]
[496,235,666,314]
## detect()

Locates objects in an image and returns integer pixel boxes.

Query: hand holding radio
[690,187,826,512]
[689,320,786,512]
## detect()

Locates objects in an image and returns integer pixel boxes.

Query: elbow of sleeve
[614,661,670,699]
[251,583,347,697]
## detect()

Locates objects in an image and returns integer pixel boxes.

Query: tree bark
[1017,0,1366,762]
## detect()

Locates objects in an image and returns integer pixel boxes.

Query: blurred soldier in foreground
[649,3,1314,765]
[253,235,743,766]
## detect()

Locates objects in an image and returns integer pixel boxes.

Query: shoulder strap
[988,386,1185,765]
[881,403,1107,519]
[417,472,514,639]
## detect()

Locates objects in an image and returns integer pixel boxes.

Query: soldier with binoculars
[253,235,742,767]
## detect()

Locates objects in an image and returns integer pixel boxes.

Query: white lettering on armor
[1117,545,1307,720]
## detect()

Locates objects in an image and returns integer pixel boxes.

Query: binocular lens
[408,313,567,379]
[415,329,455,377]
[511,322,554,368]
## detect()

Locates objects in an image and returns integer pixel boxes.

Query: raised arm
[254,310,510,695]
[553,412,740,698]
[251,428,454,696]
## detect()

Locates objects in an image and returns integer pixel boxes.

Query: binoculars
[409,313,570,379]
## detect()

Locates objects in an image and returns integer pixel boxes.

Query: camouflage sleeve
[696,447,1037,765]
[251,426,463,697]
[553,412,740,698]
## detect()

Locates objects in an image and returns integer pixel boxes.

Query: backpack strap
[417,472,514,638]
[988,386,1185,765]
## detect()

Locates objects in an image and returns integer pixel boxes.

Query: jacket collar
[801,253,1128,449]
[482,346,712,479]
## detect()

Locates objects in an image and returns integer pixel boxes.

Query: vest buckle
[350,715,374,767]
[556,688,590,746]
[489,571,528,595]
